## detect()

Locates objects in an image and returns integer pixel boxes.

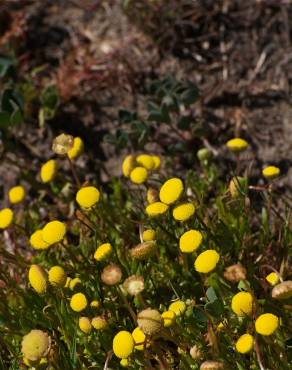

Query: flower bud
[137,308,162,336]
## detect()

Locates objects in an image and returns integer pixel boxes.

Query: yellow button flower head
[179,230,202,253]
[162,310,176,327]
[94,243,112,261]
[76,186,100,209]
[41,220,66,245]
[113,331,134,359]
[52,133,74,155]
[262,166,280,180]
[9,185,25,204]
[226,138,248,153]
[194,250,220,273]
[145,202,168,217]
[48,266,67,287]
[142,229,156,242]
[30,230,49,250]
[173,203,195,221]
[235,333,254,354]
[159,178,183,205]
[21,330,50,362]
[120,358,129,367]
[79,317,92,334]
[28,265,47,294]
[68,137,84,159]
[168,300,186,316]
[90,300,100,308]
[137,309,162,336]
[92,316,108,330]
[231,292,253,317]
[70,292,87,312]
[132,327,148,351]
[122,155,136,177]
[130,167,148,184]
[130,241,156,260]
[136,154,155,170]
[69,277,81,290]
[40,159,57,183]
[266,272,279,286]
[0,208,13,229]
[255,313,279,336]
[152,155,161,170]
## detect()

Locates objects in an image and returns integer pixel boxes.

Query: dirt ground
[0,0,291,191]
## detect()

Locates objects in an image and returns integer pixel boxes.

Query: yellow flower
[226,138,248,153]
[92,316,107,330]
[231,292,253,317]
[130,167,148,184]
[162,310,176,327]
[0,208,13,229]
[52,133,74,155]
[255,313,279,336]
[28,265,47,294]
[48,266,66,287]
[137,309,162,335]
[136,154,155,170]
[68,137,84,159]
[235,333,254,354]
[65,277,71,288]
[40,159,57,183]
[69,277,81,290]
[172,203,195,221]
[30,230,49,250]
[159,178,183,205]
[262,166,280,180]
[79,317,92,334]
[145,202,168,217]
[21,330,50,362]
[168,300,186,316]
[152,155,161,169]
[122,155,136,177]
[120,358,129,367]
[76,186,100,209]
[41,220,66,245]
[132,327,148,351]
[113,331,134,359]
[94,243,112,261]
[194,250,220,273]
[217,322,225,331]
[70,293,87,312]
[179,230,202,253]
[90,300,100,308]
[142,229,156,242]
[266,272,279,286]
[9,185,25,204]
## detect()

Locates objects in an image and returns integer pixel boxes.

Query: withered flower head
[200,360,224,370]
[272,281,292,300]
[123,275,144,296]
[52,133,74,155]
[101,264,122,286]
[137,308,162,336]
[129,241,156,260]
[190,345,203,360]
[223,264,246,282]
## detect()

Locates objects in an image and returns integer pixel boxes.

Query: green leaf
[41,85,59,110]
[206,286,217,303]
[177,115,193,130]
[204,299,224,317]
[0,56,14,77]
[0,111,10,128]
[10,108,22,125]
[179,83,199,105]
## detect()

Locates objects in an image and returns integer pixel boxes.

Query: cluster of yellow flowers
[13,134,288,369]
